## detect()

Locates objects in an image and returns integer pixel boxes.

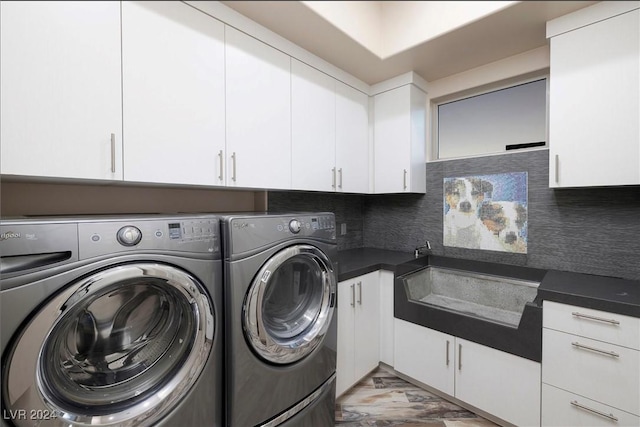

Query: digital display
[168,223,182,240]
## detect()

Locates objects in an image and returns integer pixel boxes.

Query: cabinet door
[336,82,370,193]
[353,271,380,381]
[291,60,336,192]
[549,9,640,187]
[374,84,426,194]
[378,271,395,366]
[394,319,455,396]
[121,1,225,186]
[1,1,122,180]
[225,26,291,190]
[336,280,356,397]
[455,338,541,427]
[374,86,410,193]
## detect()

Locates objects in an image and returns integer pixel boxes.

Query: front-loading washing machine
[221,212,338,427]
[1,215,223,427]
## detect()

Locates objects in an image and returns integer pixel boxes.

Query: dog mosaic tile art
[444,172,528,253]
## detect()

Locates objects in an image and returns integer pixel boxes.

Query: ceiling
[221,1,598,84]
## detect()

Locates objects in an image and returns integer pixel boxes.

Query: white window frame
[430,72,550,161]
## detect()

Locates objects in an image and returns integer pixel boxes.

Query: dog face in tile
[444,178,494,247]
[444,178,492,227]
[479,201,527,251]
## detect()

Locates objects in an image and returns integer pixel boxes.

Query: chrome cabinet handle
[403,169,408,190]
[110,133,116,173]
[572,311,620,325]
[357,281,362,305]
[231,152,237,182]
[350,284,355,307]
[554,154,559,184]
[571,342,620,358]
[570,400,619,422]
[446,340,450,366]
[458,343,462,371]
[332,167,336,189]
[218,150,224,181]
[338,168,343,189]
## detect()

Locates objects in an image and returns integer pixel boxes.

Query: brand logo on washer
[233,222,255,229]
[0,231,21,241]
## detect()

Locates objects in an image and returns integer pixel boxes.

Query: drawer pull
[572,311,620,325]
[571,341,620,358]
[570,400,619,422]
[445,340,450,366]
[350,284,355,307]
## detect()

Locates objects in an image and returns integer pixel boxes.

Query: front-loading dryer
[221,212,338,427]
[1,215,223,427]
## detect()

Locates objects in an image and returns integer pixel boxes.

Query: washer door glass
[4,262,214,427]
[244,245,336,364]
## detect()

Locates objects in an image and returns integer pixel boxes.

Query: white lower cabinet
[542,383,640,427]
[378,271,395,366]
[394,319,541,427]
[455,337,541,427]
[394,319,455,395]
[542,301,640,426]
[337,271,380,397]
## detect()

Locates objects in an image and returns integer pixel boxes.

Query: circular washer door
[243,244,336,365]
[3,262,214,427]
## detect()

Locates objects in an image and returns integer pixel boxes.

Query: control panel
[271,215,335,235]
[78,217,220,260]
[227,213,336,255]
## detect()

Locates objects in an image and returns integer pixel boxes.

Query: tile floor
[335,366,499,426]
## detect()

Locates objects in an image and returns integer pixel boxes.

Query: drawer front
[542,384,640,427]
[543,328,640,415]
[543,301,640,349]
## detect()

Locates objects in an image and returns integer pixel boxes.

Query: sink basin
[403,266,540,327]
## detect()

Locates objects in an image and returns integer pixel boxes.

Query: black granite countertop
[337,249,640,318]
[337,248,417,282]
[538,270,640,318]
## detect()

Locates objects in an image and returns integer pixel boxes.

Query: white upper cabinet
[374,84,426,193]
[225,26,291,190]
[1,1,122,180]
[291,60,336,192]
[291,61,370,193]
[121,1,225,186]
[548,2,640,187]
[336,81,370,193]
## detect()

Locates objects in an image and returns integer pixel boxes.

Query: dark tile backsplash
[269,150,640,280]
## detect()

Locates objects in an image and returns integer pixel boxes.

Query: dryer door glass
[3,263,214,427]
[244,244,336,364]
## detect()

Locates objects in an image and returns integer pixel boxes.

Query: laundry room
[1,1,639,427]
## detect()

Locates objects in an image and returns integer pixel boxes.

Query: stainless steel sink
[403,266,539,327]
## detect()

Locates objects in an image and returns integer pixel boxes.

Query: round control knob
[288,219,302,234]
[117,226,142,246]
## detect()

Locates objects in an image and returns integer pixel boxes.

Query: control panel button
[117,226,142,246]
[289,219,302,234]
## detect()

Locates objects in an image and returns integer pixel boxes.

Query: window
[436,78,547,159]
